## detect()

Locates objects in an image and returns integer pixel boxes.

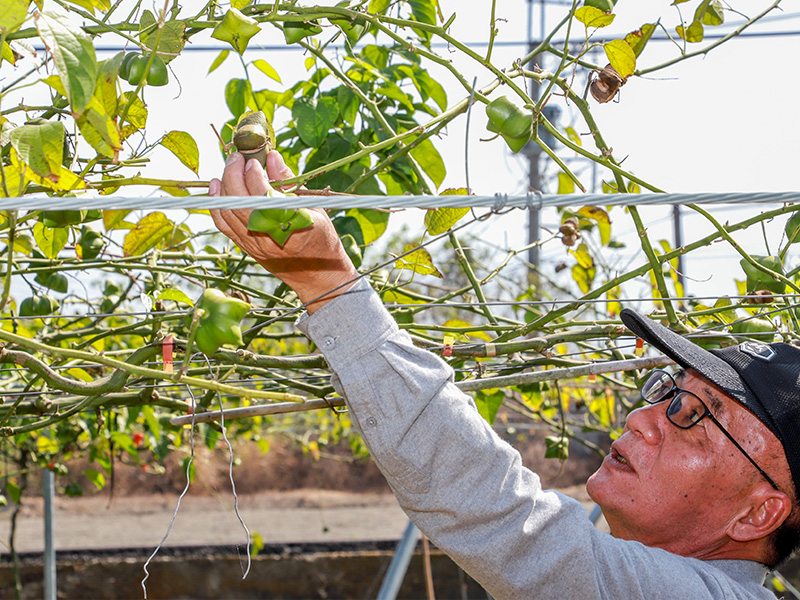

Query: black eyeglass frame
[640,369,780,492]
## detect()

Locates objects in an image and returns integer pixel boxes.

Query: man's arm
[211,153,774,600]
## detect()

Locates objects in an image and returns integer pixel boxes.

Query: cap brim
[619,308,758,409]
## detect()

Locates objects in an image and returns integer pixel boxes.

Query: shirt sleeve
[295,278,773,600]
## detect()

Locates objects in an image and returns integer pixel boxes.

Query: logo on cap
[739,341,777,362]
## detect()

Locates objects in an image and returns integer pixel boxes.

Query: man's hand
[209,151,359,312]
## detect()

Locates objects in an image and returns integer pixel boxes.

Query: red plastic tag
[163,334,174,373]
[443,334,455,358]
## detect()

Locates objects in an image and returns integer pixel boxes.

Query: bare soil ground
[2,434,603,554]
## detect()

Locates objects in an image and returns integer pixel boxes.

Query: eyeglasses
[640,370,780,491]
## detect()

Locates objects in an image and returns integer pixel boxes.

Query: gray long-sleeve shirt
[296,279,775,600]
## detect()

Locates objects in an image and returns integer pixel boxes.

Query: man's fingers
[266,150,296,184]
[243,158,274,196]
[220,152,249,196]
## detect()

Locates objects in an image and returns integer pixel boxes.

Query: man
[210,151,800,599]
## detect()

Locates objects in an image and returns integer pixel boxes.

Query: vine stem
[449,232,498,326]
[0,327,304,402]
[170,355,675,426]
[688,203,800,294]
[1,211,17,310]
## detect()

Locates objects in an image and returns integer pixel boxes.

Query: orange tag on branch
[443,334,455,358]
[635,337,644,357]
[163,334,174,373]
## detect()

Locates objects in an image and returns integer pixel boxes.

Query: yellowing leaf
[66,367,93,382]
[570,242,594,270]
[424,206,469,235]
[208,49,230,74]
[162,131,199,174]
[8,119,64,180]
[442,319,492,342]
[252,59,281,83]
[345,209,389,245]
[577,206,611,245]
[557,172,575,195]
[574,6,615,28]
[103,209,131,231]
[625,23,656,57]
[123,212,174,256]
[603,39,636,79]
[394,244,443,278]
[77,96,121,159]
[0,0,30,34]
[565,126,582,147]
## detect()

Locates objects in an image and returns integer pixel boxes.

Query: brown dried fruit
[745,290,775,304]
[590,64,627,104]
[562,234,578,247]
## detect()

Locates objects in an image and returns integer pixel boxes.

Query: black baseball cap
[620,308,800,496]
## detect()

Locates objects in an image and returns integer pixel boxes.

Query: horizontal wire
[3,192,800,211]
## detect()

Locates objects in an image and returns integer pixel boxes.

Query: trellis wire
[170,355,675,426]
[3,191,800,210]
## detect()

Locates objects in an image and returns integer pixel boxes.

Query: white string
[141,384,198,599]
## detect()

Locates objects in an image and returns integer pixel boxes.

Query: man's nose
[623,402,665,445]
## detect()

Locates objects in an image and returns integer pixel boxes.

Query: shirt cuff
[295,277,398,371]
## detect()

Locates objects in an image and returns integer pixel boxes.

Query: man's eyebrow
[702,386,725,415]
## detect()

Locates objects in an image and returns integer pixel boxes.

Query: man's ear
[728,491,792,542]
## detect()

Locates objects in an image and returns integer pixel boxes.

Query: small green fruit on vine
[189,289,251,356]
[211,8,262,54]
[486,96,533,153]
[19,294,59,317]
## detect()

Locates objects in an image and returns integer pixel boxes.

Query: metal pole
[43,468,56,600]
[672,205,686,291]
[526,0,542,283]
[376,520,421,600]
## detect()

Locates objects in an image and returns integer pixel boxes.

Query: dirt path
[0,486,596,554]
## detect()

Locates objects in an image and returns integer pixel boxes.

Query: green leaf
[159,288,194,306]
[225,78,250,120]
[625,23,656,57]
[161,130,199,174]
[368,0,391,14]
[77,96,121,159]
[33,221,68,259]
[346,209,389,245]
[409,0,437,25]
[557,172,575,194]
[603,39,636,79]
[585,0,617,10]
[103,209,131,231]
[676,20,704,43]
[574,6,615,28]
[123,212,175,256]
[425,206,469,235]
[252,59,281,83]
[8,120,64,181]
[247,209,315,247]
[35,11,97,114]
[545,436,569,460]
[475,389,505,425]
[785,212,800,246]
[83,468,106,490]
[0,0,30,34]
[139,10,185,63]
[208,49,230,74]
[292,96,339,148]
[6,481,20,504]
[394,243,443,278]
[414,70,447,111]
[410,137,446,189]
[740,255,784,294]
[701,0,724,26]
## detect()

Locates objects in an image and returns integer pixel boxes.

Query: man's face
[585,369,777,558]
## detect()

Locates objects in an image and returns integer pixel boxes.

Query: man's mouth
[609,444,633,470]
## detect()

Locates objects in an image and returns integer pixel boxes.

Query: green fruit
[126,55,149,85]
[248,207,315,248]
[188,289,251,356]
[19,294,59,317]
[35,271,69,293]
[731,317,775,342]
[340,233,362,269]
[486,96,533,153]
[211,8,262,54]
[146,55,169,87]
[283,20,323,44]
[233,111,273,168]
[739,255,784,294]
[77,228,104,260]
[119,52,137,80]
[41,210,86,228]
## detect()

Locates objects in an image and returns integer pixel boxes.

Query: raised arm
[209,150,359,312]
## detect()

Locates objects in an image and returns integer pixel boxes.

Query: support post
[43,468,56,600]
